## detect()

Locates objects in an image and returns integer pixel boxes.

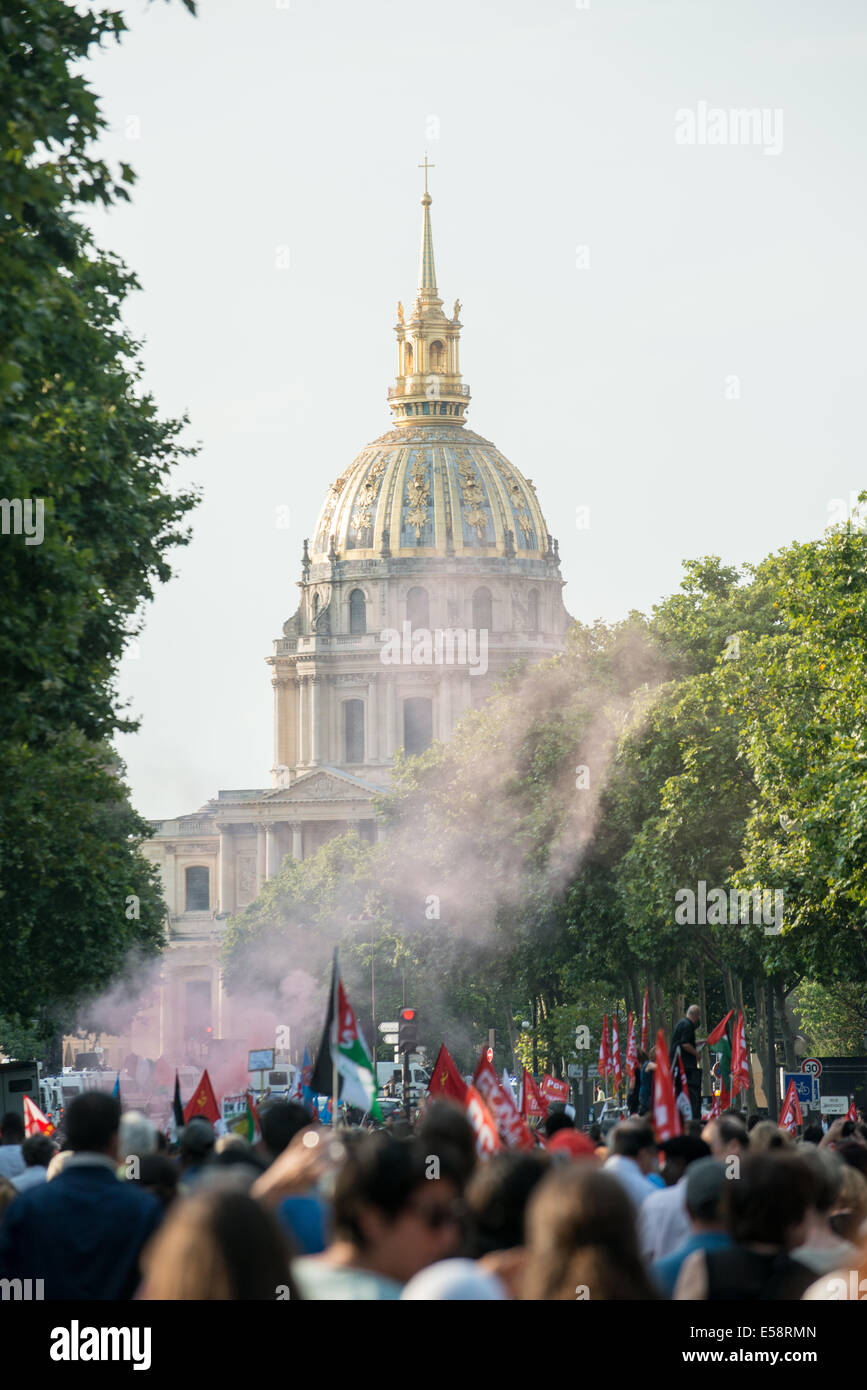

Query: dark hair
[524,1166,657,1301]
[746,1113,761,1132]
[611,1122,655,1158]
[464,1152,549,1257]
[332,1133,428,1248]
[724,1153,811,1246]
[142,1189,295,1299]
[715,1115,749,1150]
[180,1117,216,1159]
[259,1101,311,1157]
[22,1134,55,1168]
[801,1124,823,1146]
[587,1123,602,1145]
[65,1092,121,1152]
[135,1154,180,1208]
[836,1141,867,1178]
[0,1112,25,1144]
[544,1108,574,1139]
[416,1101,476,1188]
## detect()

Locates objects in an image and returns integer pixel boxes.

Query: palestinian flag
[229,1090,261,1142]
[311,953,382,1121]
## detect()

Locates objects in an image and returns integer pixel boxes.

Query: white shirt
[0,1145,25,1180]
[639,1176,691,1262]
[603,1154,657,1210]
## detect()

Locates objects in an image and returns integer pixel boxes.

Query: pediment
[264,769,375,803]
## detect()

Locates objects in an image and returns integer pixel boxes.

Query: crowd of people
[1,1088,865,1301]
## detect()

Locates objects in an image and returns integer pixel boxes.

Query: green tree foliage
[0,2,197,1044]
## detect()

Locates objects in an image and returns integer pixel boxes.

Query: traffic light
[398,1007,418,1053]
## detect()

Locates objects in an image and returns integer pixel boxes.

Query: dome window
[429,340,446,372]
[472,587,493,632]
[344,699,365,763]
[406,586,429,630]
[404,697,433,756]
[349,588,366,635]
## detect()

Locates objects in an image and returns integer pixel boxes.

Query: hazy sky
[82,0,867,819]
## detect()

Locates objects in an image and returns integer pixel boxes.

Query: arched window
[527,590,539,635]
[349,588,366,635]
[344,699,365,763]
[406,586,429,630]
[185,865,210,912]
[472,587,493,632]
[429,340,445,372]
[404,697,433,756]
[404,342,413,375]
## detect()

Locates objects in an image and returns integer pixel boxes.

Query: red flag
[730,1012,750,1099]
[183,1068,220,1125]
[23,1095,55,1137]
[598,1014,610,1083]
[779,1079,803,1135]
[709,1092,721,1119]
[705,1009,734,1049]
[463,1084,502,1157]
[641,988,649,1053]
[427,1044,468,1105]
[652,1029,682,1141]
[611,1015,622,1089]
[626,1012,637,1077]
[521,1068,548,1120]
[847,1101,857,1122]
[474,1051,535,1149]
[540,1074,569,1104]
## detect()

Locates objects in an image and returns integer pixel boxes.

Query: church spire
[418,154,436,292]
[388,161,470,428]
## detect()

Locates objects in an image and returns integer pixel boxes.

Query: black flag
[310,953,337,1097]
[173,1071,185,1131]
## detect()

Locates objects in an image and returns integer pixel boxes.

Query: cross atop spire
[418,153,435,195]
[417,154,437,291]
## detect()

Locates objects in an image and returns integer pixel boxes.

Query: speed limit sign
[801,1058,823,1077]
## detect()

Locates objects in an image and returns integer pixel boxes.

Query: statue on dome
[452,298,461,320]
[397,301,405,324]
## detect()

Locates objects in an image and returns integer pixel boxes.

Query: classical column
[266,823,282,878]
[366,675,379,762]
[297,677,308,766]
[290,821,303,861]
[310,677,321,765]
[219,828,234,914]
[385,677,397,758]
[256,825,267,892]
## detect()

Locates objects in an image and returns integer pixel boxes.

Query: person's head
[21,1133,56,1169]
[180,1117,216,1168]
[135,1154,179,1209]
[829,1163,867,1242]
[141,1189,294,1299]
[801,1123,824,1146]
[587,1123,602,1146]
[835,1141,867,1179]
[636,1049,648,1067]
[659,1135,711,1185]
[702,1114,749,1159]
[610,1121,657,1175]
[723,1153,811,1250]
[798,1146,843,1219]
[258,1101,311,1160]
[686,1005,701,1025]
[748,1120,793,1153]
[416,1101,477,1191]
[332,1132,462,1283]
[0,1112,24,1146]
[685,1157,727,1231]
[523,1164,657,1300]
[464,1151,549,1257]
[118,1110,157,1164]
[65,1093,121,1157]
[543,1105,574,1139]
[746,1112,762,1132]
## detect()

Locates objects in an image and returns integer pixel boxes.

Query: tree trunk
[775,979,796,1072]
[698,955,711,1100]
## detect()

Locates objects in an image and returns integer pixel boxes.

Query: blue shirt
[651,1231,732,1298]
[277,1194,329,1255]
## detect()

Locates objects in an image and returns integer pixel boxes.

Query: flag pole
[332,947,339,1130]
